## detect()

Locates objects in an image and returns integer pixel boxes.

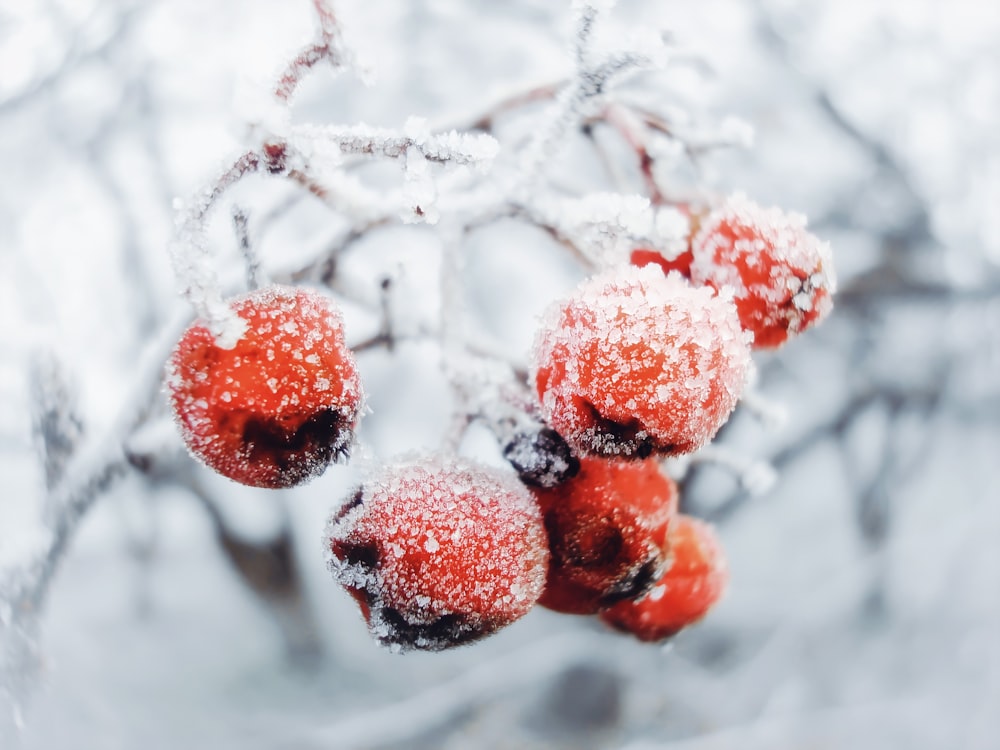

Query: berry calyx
[502,426,581,489]
[533,266,752,459]
[325,456,549,652]
[533,456,678,615]
[599,515,728,642]
[690,193,835,349]
[166,285,363,488]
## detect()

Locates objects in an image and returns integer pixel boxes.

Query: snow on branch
[290,118,499,167]
[523,192,690,268]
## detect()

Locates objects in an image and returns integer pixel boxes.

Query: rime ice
[325,456,549,652]
[533,266,752,458]
[165,285,363,488]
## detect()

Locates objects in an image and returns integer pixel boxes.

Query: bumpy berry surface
[533,456,678,615]
[166,285,363,488]
[325,456,549,652]
[690,193,835,349]
[533,266,752,458]
[600,515,728,642]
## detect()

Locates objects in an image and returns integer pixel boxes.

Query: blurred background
[1,0,998,748]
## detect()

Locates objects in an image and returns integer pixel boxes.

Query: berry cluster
[164,191,833,652]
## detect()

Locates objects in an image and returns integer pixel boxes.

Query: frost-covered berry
[502,427,581,489]
[690,194,835,349]
[533,266,752,458]
[534,456,677,615]
[166,285,363,488]
[325,456,549,652]
[600,515,728,642]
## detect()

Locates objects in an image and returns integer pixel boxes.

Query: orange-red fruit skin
[533,266,751,459]
[600,515,728,642]
[325,457,549,652]
[630,248,694,279]
[166,285,363,489]
[690,194,835,349]
[534,456,678,615]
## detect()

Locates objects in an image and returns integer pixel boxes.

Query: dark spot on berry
[503,427,580,488]
[374,606,489,651]
[580,401,676,458]
[599,554,664,607]
[342,541,380,572]
[239,407,352,485]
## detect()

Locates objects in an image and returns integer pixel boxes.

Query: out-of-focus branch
[274,0,349,103]
[29,354,84,494]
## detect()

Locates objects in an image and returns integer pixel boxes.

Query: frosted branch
[169,151,263,346]
[274,0,355,103]
[231,206,262,291]
[515,1,668,192]
[290,120,499,167]
[524,192,689,267]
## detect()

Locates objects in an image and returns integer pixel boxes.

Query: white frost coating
[234,75,291,136]
[402,147,439,225]
[289,122,499,167]
[325,455,549,651]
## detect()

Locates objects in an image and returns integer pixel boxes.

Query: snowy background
[1,0,999,748]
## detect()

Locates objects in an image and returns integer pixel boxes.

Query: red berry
[325,456,549,652]
[533,266,751,458]
[690,194,835,349]
[600,515,728,642]
[534,456,678,615]
[166,285,363,488]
